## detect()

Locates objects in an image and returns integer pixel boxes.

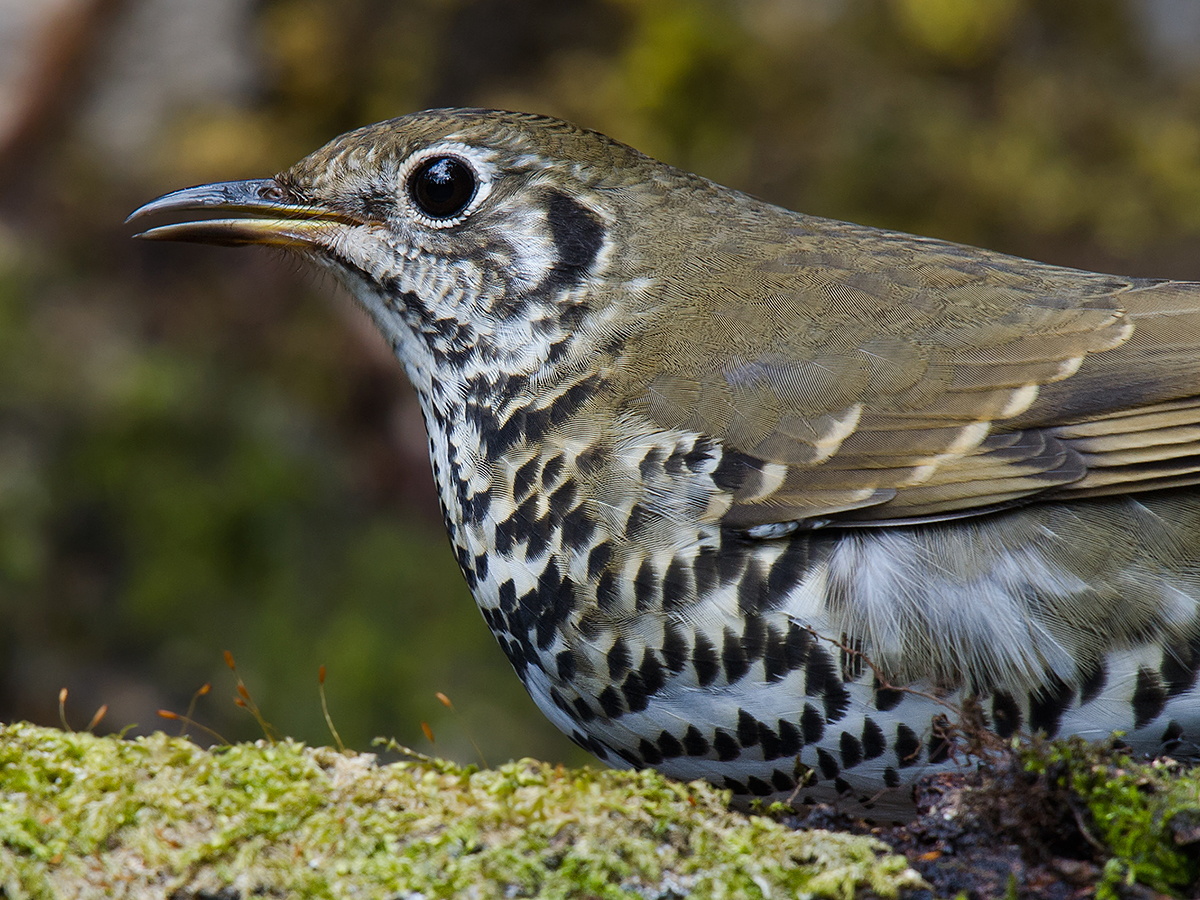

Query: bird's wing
[608,217,1200,528]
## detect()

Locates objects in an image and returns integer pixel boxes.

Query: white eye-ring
[398,144,494,228]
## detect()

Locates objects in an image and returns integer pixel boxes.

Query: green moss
[1023,738,1200,899]
[0,722,921,899]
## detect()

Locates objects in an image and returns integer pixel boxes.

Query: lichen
[0,722,922,899]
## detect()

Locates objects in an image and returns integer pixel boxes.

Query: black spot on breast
[745,776,774,797]
[614,747,643,768]
[805,645,834,697]
[638,651,666,697]
[521,406,553,446]
[549,688,572,715]
[607,637,631,679]
[499,635,528,679]
[801,703,824,744]
[771,769,796,792]
[1078,658,1107,706]
[545,337,570,365]
[484,407,526,456]
[713,729,740,761]
[457,548,476,590]
[778,719,803,756]
[759,722,783,760]
[662,622,688,673]
[498,580,517,613]
[1029,676,1074,738]
[861,717,886,760]
[625,503,652,537]
[692,546,720,598]
[595,570,619,611]
[786,623,811,671]
[683,726,710,756]
[1133,667,1168,729]
[541,454,565,487]
[555,650,576,682]
[883,767,900,788]
[587,544,611,581]
[839,635,866,684]
[738,560,769,615]
[637,738,663,766]
[533,560,573,646]
[717,546,745,586]
[493,514,517,556]
[722,628,750,684]
[560,505,595,553]
[743,616,767,664]
[634,559,658,611]
[816,747,840,779]
[1162,633,1200,697]
[991,691,1022,738]
[825,681,854,724]
[768,541,810,600]
[737,709,760,747]
[576,443,607,475]
[546,378,599,431]
[657,730,684,759]
[639,447,664,480]
[622,671,649,712]
[525,512,550,560]
[894,724,921,768]
[839,731,863,769]
[722,776,747,794]
[812,650,851,723]
[662,557,693,609]
[693,632,719,686]
[463,488,491,525]
[597,686,623,717]
[572,698,595,722]
[548,478,577,520]
[544,190,604,289]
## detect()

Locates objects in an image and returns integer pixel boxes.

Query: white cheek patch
[499,201,559,294]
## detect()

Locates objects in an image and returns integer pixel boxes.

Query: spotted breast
[130,108,1200,816]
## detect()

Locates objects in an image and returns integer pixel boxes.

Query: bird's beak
[127,179,361,247]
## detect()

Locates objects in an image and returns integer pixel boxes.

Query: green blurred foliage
[3,0,1200,767]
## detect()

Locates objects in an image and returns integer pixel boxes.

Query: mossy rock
[0,722,921,899]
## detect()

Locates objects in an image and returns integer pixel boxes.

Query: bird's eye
[409,156,477,220]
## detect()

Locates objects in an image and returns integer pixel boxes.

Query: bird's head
[129,109,673,388]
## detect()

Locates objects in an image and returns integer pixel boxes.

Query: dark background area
[3,0,1200,769]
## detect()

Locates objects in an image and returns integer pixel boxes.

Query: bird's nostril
[258,183,287,202]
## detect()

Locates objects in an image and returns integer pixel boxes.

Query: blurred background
[3,0,1200,768]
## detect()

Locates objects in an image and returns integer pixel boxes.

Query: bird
[129,108,1200,816]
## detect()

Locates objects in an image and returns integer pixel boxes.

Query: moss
[1023,738,1200,899]
[0,722,921,899]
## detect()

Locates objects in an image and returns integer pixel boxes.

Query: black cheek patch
[544,191,604,289]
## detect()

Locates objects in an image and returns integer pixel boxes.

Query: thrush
[130,108,1200,814]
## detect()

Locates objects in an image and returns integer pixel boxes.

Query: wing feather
[607,209,1200,529]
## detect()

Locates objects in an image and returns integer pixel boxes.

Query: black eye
[409,156,476,219]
